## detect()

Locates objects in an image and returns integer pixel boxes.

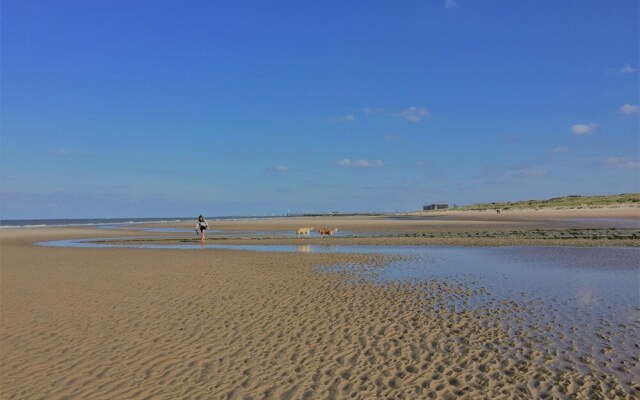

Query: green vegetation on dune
[453,193,640,211]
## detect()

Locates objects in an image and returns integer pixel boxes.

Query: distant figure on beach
[496,209,501,214]
[196,215,209,243]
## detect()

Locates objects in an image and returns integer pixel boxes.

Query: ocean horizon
[0,216,280,228]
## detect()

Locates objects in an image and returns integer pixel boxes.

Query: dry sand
[169,206,640,234]
[1,209,639,399]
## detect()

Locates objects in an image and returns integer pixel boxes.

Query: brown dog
[319,228,338,236]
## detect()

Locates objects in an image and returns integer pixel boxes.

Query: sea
[0,216,277,228]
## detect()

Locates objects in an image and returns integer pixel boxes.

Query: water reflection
[36,237,640,391]
[39,239,639,320]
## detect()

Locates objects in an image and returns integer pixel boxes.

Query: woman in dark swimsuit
[196,215,209,243]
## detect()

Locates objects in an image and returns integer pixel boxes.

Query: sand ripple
[2,243,639,399]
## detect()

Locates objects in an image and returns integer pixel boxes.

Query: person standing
[196,215,209,243]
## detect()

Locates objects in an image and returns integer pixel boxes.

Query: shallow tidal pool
[39,238,640,389]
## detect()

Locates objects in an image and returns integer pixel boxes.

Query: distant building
[423,203,449,211]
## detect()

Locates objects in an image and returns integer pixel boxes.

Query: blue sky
[2,0,639,218]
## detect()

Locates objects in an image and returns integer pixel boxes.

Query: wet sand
[1,209,639,399]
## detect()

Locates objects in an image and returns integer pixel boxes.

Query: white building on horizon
[423,203,449,211]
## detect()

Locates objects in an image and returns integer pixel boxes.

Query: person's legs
[200,228,206,243]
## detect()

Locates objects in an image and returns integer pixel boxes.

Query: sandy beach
[1,209,639,399]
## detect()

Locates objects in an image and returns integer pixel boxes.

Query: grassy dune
[454,193,640,211]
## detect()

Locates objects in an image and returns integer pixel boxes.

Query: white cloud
[519,167,548,177]
[47,148,96,158]
[337,159,384,168]
[400,107,430,122]
[355,159,383,168]
[619,103,639,114]
[51,148,69,156]
[473,165,550,185]
[444,0,458,9]
[552,147,570,153]
[570,123,598,135]
[363,107,384,115]
[273,166,288,173]
[384,135,402,142]
[606,157,640,169]
[620,64,637,74]
[331,114,355,122]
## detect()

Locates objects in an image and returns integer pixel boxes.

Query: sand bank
[164,206,640,233]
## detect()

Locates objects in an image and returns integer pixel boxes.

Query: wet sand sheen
[2,216,640,399]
